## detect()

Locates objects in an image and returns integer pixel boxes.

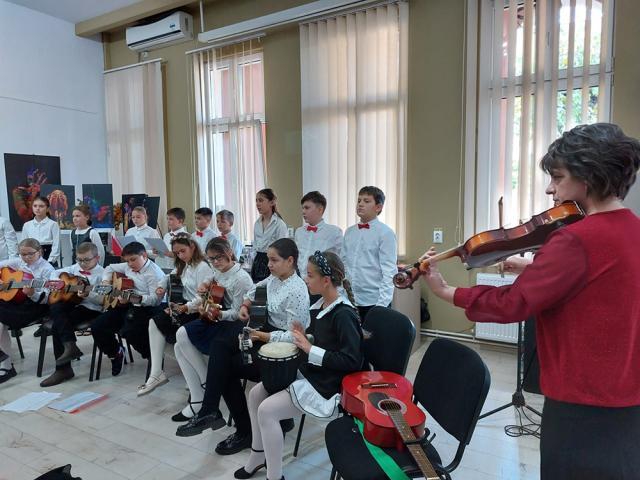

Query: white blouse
[22,217,60,263]
[164,260,214,311]
[253,214,288,253]
[245,273,310,343]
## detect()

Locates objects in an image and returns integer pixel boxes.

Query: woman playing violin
[420,123,640,479]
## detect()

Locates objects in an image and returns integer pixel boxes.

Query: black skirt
[152,306,199,344]
[251,252,270,283]
[541,397,640,479]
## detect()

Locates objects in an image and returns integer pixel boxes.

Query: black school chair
[9,315,50,377]
[293,306,416,457]
[325,337,491,480]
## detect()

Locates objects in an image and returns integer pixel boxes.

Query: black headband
[313,250,332,277]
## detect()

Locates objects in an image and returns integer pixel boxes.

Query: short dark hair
[301,191,327,210]
[122,241,147,257]
[540,123,640,200]
[195,207,213,218]
[359,186,385,206]
[216,209,235,225]
[167,207,186,222]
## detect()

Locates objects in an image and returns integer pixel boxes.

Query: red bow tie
[196,231,204,237]
[79,270,91,276]
[358,223,370,230]
[306,225,318,232]
[220,234,227,240]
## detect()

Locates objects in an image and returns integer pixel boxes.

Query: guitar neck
[387,410,441,480]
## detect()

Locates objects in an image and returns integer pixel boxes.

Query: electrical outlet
[433,228,443,244]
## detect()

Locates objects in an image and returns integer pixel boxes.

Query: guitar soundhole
[377,398,407,415]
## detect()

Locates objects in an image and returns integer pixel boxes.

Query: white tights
[147,320,166,380]
[174,327,208,417]
[245,382,300,480]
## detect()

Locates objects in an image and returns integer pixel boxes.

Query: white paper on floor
[0,391,62,413]
[48,391,105,413]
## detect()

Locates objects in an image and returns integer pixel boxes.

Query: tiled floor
[0,327,543,480]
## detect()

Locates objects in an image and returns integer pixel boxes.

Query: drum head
[258,342,299,360]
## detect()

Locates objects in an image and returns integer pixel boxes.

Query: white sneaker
[137,371,169,396]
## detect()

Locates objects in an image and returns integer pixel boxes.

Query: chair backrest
[362,306,415,375]
[413,338,491,470]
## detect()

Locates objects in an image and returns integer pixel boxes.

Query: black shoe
[0,365,17,384]
[280,418,295,434]
[33,325,43,337]
[40,366,74,387]
[216,431,252,455]
[0,349,8,363]
[233,450,266,479]
[175,411,225,437]
[171,411,191,422]
[111,346,125,376]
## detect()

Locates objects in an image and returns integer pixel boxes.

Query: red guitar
[341,371,442,480]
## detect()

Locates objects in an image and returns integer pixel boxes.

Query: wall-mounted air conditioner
[126,11,193,52]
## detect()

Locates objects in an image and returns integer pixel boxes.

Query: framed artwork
[40,184,75,230]
[121,193,147,232]
[82,184,114,228]
[4,153,61,230]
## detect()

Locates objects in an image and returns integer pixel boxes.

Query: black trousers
[49,303,101,370]
[200,320,262,435]
[0,300,49,329]
[541,398,640,479]
[91,305,159,359]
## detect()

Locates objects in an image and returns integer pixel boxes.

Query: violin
[394,201,586,289]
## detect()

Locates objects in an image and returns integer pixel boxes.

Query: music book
[145,237,171,257]
[48,392,106,413]
[111,235,137,256]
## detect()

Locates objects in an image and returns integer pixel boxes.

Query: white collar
[311,295,354,319]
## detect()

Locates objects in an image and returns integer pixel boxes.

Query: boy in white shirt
[216,210,244,261]
[40,242,105,387]
[154,207,188,270]
[342,186,398,320]
[91,241,165,376]
[127,206,160,259]
[192,207,217,253]
[294,191,342,275]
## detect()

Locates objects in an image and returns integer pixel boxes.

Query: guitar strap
[353,418,410,480]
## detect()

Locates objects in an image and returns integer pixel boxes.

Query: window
[190,42,267,243]
[300,3,408,255]
[472,0,614,234]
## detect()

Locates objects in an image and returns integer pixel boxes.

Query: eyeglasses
[208,254,224,262]
[77,256,97,264]
[20,251,39,258]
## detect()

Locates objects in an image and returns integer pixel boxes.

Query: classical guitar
[103,272,143,309]
[341,370,442,480]
[200,281,225,322]
[48,272,89,305]
[0,267,65,303]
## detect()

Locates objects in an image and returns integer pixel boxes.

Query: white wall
[0,0,107,226]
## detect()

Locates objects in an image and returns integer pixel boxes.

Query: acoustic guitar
[48,272,89,305]
[103,272,143,309]
[0,267,65,303]
[200,281,225,322]
[341,370,442,480]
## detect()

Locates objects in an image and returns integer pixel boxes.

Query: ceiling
[3,0,145,24]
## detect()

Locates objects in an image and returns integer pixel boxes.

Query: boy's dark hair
[216,209,235,225]
[167,207,186,222]
[540,123,640,200]
[122,241,147,257]
[301,191,327,210]
[195,207,213,218]
[359,186,386,206]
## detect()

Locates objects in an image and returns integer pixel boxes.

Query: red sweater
[454,209,640,407]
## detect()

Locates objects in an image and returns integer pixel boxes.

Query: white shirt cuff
[308,345,326,366]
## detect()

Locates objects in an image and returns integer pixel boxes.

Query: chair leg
[89,341,98,382]
[330,467,337,480]
[126,339,134,363]
[36,332,48,377]
[145,359,152,381]
[96,348,103,381]
[14,330,25,359]
[293,413,306,457]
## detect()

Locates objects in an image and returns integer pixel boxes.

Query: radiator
[473,273,519,344]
